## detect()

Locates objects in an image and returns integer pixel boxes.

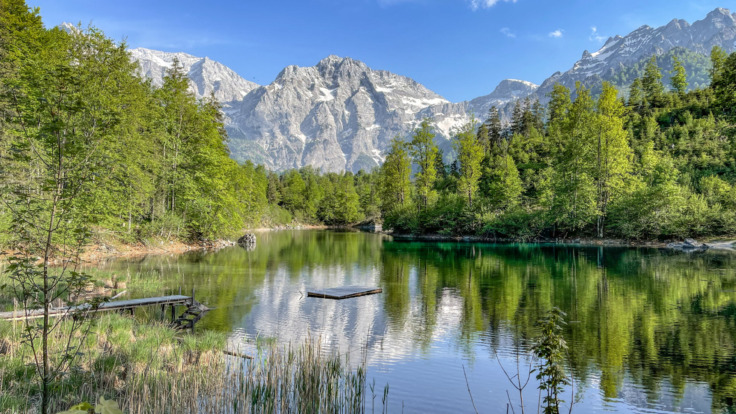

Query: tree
[594,83,633,237]
[454,119,484,206]
[670,55,688,95]
[410,119,438,210]
[335,173,363,224]
[1,21,134,413]
[476,122,489,155]
[481,154,523,209]
[533,308,570,414]
[641,56,664,107]
[511,99,524,136]
[355,169,380,221]
[712,52,736,117]
[380,137,412,214]
[267,172,283,205]
[548,83,597,232]
[485,106,503,152]
[628,78,644,110]
[281,169,306,214]
[709,45,728,85]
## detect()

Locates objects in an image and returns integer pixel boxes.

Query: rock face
[127,8,736,173]
[129,48,259,102]
[467,79,539,119]
[224,56,471,172]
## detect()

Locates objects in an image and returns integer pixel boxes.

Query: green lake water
[97,230,736,413]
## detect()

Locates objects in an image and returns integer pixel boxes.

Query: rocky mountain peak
[529,7,736,104]
[128,7,736,173]
[129,47,259,102]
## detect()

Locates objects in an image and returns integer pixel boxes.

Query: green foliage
[533,307,569,414]
[380,137,413,216]
[380,52,736,241]
[2,0,736,250]
[642,55,664,107]
[410,119,439,210]
[56,398,123,414]
[670,55,688,95]
[454,118,484,206]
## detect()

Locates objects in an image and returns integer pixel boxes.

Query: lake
[97,230,736,413]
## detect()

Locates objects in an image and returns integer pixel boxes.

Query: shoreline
[387,233,665,248]
[386,232,736,251]
[4,226,733,266]
[78,224,331,264]
[0,225,331,266]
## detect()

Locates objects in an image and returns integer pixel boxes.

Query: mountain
[467,79,538,118]
[129,48,259,102]
[530,7,736,102]
[222,56,470,172]
[128,7,736,172]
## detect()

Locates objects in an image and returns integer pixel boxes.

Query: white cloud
[589,26,606,42]
[469,0,517,11]
[548,29,563,38]
[500,27,516,38]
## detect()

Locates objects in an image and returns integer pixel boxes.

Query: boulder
[237,233,256,249]
[667,238,708,251]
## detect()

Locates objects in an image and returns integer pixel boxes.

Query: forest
[1,1,735,246]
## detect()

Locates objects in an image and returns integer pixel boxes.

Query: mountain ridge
[127,7,736,172]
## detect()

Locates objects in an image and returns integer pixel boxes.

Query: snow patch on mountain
[129,48,259,102]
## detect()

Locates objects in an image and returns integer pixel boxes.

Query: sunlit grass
[0,313,382,413]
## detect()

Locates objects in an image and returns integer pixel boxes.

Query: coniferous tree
[549,83,597,232]
[641,56,664,107]
[476,122,490,155]
[628,78,644,110]
[709,45,728,85]
[670,55,688,95]
[511,100,524,136]
[486,106,503,150]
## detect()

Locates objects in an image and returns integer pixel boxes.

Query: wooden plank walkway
[0,295,192,321]
[307,286,382,300]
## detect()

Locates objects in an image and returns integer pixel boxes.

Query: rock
[237,233,256,249]
[667,238,708,251]
[703,240,736,251]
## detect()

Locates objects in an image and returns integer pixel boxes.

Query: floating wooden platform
[0,295,192,321]
[307,286,382,300]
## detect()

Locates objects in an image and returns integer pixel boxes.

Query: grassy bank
[0,313,379,413]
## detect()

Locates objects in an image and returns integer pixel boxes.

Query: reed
[0,314,384,413]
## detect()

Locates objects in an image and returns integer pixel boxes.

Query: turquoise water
[98,230,736,413]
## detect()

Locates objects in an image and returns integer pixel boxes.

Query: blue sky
[29,0,729,102]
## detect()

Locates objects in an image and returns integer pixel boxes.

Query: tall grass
[0,314,384,413]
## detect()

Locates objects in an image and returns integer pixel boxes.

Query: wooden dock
[307,286,382,300]
[0,295,193,321]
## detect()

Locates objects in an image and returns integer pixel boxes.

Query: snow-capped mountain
[129,48,259,102]
[222,55,470,172]
[127,7,736,172]
[468,79,538,118]
[532,7,736,101]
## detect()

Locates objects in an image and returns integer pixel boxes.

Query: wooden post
[170,304,175,323]
[191,288,195,306]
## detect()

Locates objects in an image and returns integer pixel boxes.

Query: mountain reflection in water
[98,230,736,413]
